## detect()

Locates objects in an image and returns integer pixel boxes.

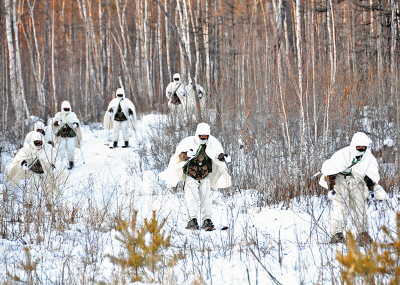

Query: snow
[0,113,399,284]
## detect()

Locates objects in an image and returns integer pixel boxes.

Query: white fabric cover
[113,121,130,141]
[24,121,52,147]
[331,174,368,234]
[185,176,213,221]
[57,137,75,162]
[185,80,206,112]
[103,91,137,133]
[51,101,83,149]
[195,123,210,144]
[166,80,187,108]
[159,124,231,189]
[6,132,67,186]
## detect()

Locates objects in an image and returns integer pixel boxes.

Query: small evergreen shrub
[337,213,400,284]
[107,210,183,282]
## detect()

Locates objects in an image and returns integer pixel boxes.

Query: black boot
[201,219,215,230]
[186,218,199,230]
[112,141,118,148]
[122,141,129,148]
[330,232,345,244]
[67,161,74,170]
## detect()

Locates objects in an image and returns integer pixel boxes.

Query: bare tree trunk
[323,0,336,155]
[13,0,29,120]
[295,0,306,171]
[23,0,45,116]
[4,0,21,125]
[203,1,211,90]
[144,0,154,105]
[164,0,172,80]
[390,0,399,168]
[157,6,164,105]
[52,0,57,112]
[44,0,51,118]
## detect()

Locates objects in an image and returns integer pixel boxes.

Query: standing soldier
[51,101,83,170]
[320,132,387,246]
[185,77,206,113]
[166,73,187,109]
[159,123,232,230]
[104,87,137,149]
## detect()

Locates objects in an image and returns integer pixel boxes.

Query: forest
[1,0,400,283]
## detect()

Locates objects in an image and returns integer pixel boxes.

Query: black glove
[21,160,27,166]
[54,121,59,127]
[217,153,226,161]
[128,109,133,115]
[109,108,113,113]
[364,175,375,191]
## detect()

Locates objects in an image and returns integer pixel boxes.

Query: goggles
[117,94,123,97]
[63,108,70,111]
[34,140,43,146]
[174,78,179,81]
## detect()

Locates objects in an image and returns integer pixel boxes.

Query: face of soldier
[198,135,209,145]
[34,140,43,149]
[117,93,124,100]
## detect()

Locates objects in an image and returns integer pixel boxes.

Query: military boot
[186,218,199,230]
[68,161,74,170]
[356,232,373,247]
[330,232,346,244]
[201,219,215,230]
[122,141,129,148]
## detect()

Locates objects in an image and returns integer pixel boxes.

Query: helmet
[61,101,72,114]
[195,123,210,145]
[173,73,181,82]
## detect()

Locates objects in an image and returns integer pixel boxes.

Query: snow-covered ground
[0,113,399,284]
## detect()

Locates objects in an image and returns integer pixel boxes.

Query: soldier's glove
[224,154,232,163]
[48,141,54,146]
[58,120,63,126]
[327,190,336,200]
[72,123,79,128]
[108,109,113,116]
[198,92,203,99]
[186,149,195,159]
[22,161,29,171]
[368,191,376,202]
[217,153,225,161]
[128,109,133,116]
[128,115,132,120]
[54,121,59,127]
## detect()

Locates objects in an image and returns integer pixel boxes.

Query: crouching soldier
[159,123,232,230]
[6,132,67,209]
[24,120,53,147]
